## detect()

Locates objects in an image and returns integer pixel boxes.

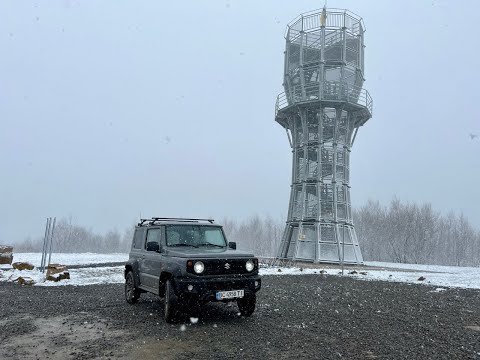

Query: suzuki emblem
[224,262,231,270]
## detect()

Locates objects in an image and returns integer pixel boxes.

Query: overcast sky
[1,0,479,243]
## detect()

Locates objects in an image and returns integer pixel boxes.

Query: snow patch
[9,253,128,267]
[259,263,480,290]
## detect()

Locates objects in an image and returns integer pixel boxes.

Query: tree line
[354,198,480,266]
[13,216,284,256]
[15,218,133,254]
[12,199,480,267]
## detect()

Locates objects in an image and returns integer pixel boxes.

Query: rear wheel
[237,293,256,317]
[125,271,140,304]
[164,280,178,323]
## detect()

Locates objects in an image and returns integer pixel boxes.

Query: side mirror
[146,241,160,252]
[228,242,236,250]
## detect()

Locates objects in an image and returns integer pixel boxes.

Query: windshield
[165,225,226,248]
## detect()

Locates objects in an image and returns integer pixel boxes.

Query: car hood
[164,247,256,259]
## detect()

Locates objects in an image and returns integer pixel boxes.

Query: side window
[146,228,162,250]
[133,228,145,250]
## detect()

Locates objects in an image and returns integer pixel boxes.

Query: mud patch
[127,338,199,360]
[0,313,126,360]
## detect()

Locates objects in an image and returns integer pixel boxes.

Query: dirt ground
[1,275,479,359]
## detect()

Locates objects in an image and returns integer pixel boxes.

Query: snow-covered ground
[0,266,125,287]
[1,253,480,290]
[364,261,480,290]
[262,262,480,290]
[4,252,128,267]
[0,253,127,287]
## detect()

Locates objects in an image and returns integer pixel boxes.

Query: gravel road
[1,274,479,359]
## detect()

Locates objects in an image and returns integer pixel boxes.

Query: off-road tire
[164,280,178,323]
[237,293,256,317]
[125,271,140,304]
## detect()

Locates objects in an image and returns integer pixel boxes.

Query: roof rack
[137,217,215,226]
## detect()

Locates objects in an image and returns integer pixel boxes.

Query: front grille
[204,259,248,275]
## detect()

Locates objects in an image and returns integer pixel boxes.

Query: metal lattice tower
[275,8,372,264]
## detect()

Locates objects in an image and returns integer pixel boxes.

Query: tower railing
[275,81,372,117]
[285,8,365,39]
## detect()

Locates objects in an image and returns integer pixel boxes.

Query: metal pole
[333,109,341,267]
[45,218,52,272]
[341,226,345,275]
[43,217,53,273]
[286,129,293,148]
[40,218,50,273]
[47,217,56,266]
[351,127,359,147]
[299,30,306,101]
[319,8,326,101]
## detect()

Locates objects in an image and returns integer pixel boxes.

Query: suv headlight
[194,261,205,274]
[246,260,254,272]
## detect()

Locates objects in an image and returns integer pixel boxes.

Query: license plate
[216,289,244,300]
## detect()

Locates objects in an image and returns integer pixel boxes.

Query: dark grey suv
[124,217,261,322]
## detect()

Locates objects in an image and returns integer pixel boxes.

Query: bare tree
[354,198,480,266]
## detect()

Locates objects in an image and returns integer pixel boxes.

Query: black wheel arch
[159,272,174,297]
[124,262,140,288]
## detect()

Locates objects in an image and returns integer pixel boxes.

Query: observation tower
[275,8,372,264]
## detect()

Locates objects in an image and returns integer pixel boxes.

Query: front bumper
[174,274,261,302]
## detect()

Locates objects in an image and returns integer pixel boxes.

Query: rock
[14,276,35,285]
[364,351,378,359]
[46,264,67,275]
[464,325,480,332]
[46,264,70,282]
[348,270,358,275]
[0,245,13,253]
[360,271,368,275]
[319,270,327,274]
[46,271,70,282]
[12,262,34,270]
[0,253,13,265]
[0,245,13,265]
[418,276,426,281]
[277,268,282,272]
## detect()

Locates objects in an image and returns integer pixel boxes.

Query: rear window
[133,228,145,249]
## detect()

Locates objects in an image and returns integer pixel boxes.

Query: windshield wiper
[168,243,198,248]
[196,243,225,248]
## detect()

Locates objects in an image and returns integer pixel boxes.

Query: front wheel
[125,271,140,304]
[237,293,256,317]
[164,280,179,323]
